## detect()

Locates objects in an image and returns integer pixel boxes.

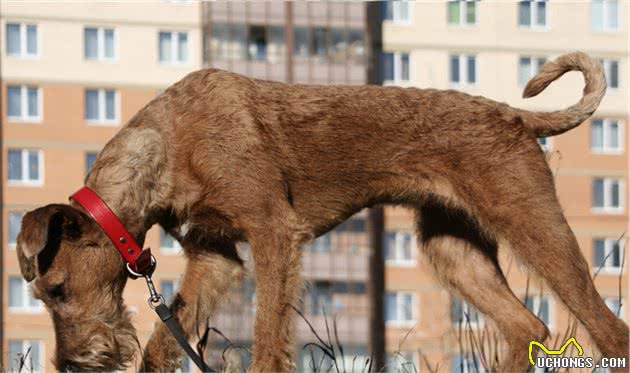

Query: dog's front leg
[247,214,307,373]
[141,245,244,372]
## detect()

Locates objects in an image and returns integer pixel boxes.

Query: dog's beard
[55,308,140,372]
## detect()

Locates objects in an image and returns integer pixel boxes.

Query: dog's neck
[83,125,170,245]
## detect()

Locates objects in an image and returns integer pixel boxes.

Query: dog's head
[16,204,138,371]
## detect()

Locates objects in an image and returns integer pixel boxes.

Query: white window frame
[85,88,119,125]
[604,296,625,318]
[7,149,44,186]
[591,0,619,32]
[8,339,44,373]
[592,177,624,213]
[386,291,417,327]
[385,231,417,267]
[591,119,623,154]
[84,26,117,61]
[447,0,478,26]
[160,229,183,255]
[5,22,39,58]
[158,30,190,65]
[537,137,553,152]
[8,211,24,249]
[383,52,411,86]
[8,276,43,313]
[385,1,412,24]
[595,238,625,273]
[601,59,620,90]
[518,0,548,30]
[525,295,553,328]
[453,299,484,328]
[449,54,478,88]
[518,56,547,87]
[7,85,42,123]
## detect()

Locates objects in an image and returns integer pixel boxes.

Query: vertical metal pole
[366,2,384,372]
[285,2,294,83]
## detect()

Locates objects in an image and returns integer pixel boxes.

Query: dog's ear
[16,204,85,281]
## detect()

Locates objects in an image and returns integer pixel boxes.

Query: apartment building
[1,2,203,371]
[1,2,373,372]
[382,0,627,371]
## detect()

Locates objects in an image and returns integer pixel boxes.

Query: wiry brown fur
[16,52,628,372]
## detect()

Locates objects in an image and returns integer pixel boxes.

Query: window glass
[608,121,619,149]
[268,26,285,63]
[26,25,37,55]
[467,55,476,83]
[178,32,188,62]
[105,91,116,120]
[519,1,531,26]
[536,0,546,26]
[466,1,477,23]
[8,211,23,246]
[450,55,460,83]
[9,277,23,307]
[7,86,21,117]
[382,53,394,81]
[293,27,309,58]
[27,87,38,117]
[311,27,328,61]
[7,24,21,55]
[104,29,115,58]
[84,28,99,59]
[28,150,39,180]
[85,152,98,175]
[448,1,461,24]
[592,178,604,208]
[159,32,172,62]
[8,150,23,181]
[85,90,99,120]
[593,239,605,268]
[591,120,604,149]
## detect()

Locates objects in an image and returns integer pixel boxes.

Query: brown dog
[16,51,629,372]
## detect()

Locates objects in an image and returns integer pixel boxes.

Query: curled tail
[518,51,606,137]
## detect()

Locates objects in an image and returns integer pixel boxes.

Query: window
[247,25,266,61]
[330,28,347,64]
[448,0,477,25]
[382,52,410,84]
[160,279,178,304]
[6,23,38,57]
[9,276,42,311]
[348,29,365,64]
[8,340,42,372]
[600,60,619,89]
[593,238,624,272]
[385,352,416,373]
[518,0,547,28]
[293,27,309,59]
[592,119,622,153]
[310,27,329,62]
[604,297,624,318]
[591,0,618,31]
[84,27,115,60]
[451,298,483,327]
[85,89,118,124]
[310,281,333,315]
[8,211,24,248]
[518,56,547,86]
[85,152,98,175]
[383,1,411,23]
[451,354,483,373]
[7,85,41,122]
[592,178,623,212]
[159,31,189,64]
[8,149,43,185]
[537,137,552,152]
[385,231,416,265]
[525,295,551,325]
[160,228,182,254]
[306,234,331,253]
[268,26,286,63]
[450,54,477,86]
[385,291,415,325]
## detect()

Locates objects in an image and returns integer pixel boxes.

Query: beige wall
[1,2,202,87]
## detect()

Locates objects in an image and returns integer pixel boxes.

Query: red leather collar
[70,186,153,275]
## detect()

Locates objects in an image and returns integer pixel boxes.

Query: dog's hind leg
[141,243,245,372]
[418,203,548,372]
[493,197,629,367]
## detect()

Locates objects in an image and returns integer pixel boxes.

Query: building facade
[382,0,627,371]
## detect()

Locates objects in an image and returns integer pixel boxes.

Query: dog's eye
[80,240,99,249]
[48,283,65,300]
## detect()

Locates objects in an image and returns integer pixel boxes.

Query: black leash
[153,303,215,373]
[128,259,215,372]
